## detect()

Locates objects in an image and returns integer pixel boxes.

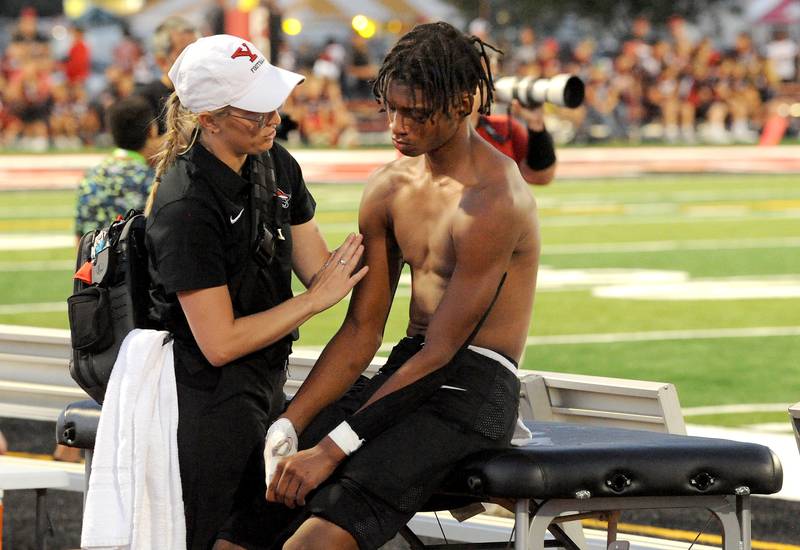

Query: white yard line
[545,236,800,254]
[0,261,72,271]
[0,302,66,314]
[0,234,74,251]
[524,326,800,346]
[543,211,798,227]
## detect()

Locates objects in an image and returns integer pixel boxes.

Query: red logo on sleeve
[231,43,257,63]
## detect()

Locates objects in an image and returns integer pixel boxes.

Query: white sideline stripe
[0,261,73,271]
[546,236,800,255]
[525,326,800,346]
[0,302,66,314]
[0,234,74,251]
[683,403,792,416]
[543,211,799,227]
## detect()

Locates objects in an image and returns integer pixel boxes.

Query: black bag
[68,210,157,404]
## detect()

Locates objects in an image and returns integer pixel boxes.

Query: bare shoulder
[362,155,420,204]
[470,138,537,220]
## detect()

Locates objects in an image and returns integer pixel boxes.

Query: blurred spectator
[580,62,627,142]
[205,0,227,36]
[4,62,52,151]
[765,28,798,83]
[75,95,158,237]
[623,15,653,62]
[10,7,49,60]
[133,15,198,134]
[73,85,104,146]
[346,34,376,99]
[49,83,83,150]
[63,25,90,87]
[0,430,6,454]
[288,74,358,147]
[510,26,537,75]
[731,31,758,68]
[114,27,146,79]
[537,37,561,75]
[467,17,491,43]
[276,41,297,71]
[313,37,346,82]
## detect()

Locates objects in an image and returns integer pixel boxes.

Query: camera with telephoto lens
[494,74,585,109]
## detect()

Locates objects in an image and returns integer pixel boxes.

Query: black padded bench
[57,401,783,550]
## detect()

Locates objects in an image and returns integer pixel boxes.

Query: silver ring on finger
[339,259,347,265]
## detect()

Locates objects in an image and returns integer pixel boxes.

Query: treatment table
[56,400,783,550]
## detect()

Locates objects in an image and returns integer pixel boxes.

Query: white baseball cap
[168,34,304,114]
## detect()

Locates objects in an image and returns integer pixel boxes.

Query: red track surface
[1,145,798,190]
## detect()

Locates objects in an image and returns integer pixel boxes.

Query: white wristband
[328,421,364,456]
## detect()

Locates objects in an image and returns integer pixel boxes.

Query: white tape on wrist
[264,418,298,486]
[328,421,364,456]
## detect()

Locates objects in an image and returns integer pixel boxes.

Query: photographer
[471,99,557,185]
[143,35,367,549]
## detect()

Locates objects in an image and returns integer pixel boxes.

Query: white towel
[511,417,534,446]
[81,329,185,550]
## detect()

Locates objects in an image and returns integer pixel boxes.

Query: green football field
[1,173,799,427]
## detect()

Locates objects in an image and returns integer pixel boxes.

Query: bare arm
[291,218,330,288]
[282,177,402,433]
[514,102,557,186]
[520,160,556,185]
[178,233,367,367]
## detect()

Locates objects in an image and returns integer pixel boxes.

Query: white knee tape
[328,421,364,456]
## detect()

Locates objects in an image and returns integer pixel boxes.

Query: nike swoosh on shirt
[230,209,244,224]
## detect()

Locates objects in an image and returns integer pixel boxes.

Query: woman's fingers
[332,234,362,265]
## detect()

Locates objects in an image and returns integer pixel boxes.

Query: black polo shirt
[146,141,315,404]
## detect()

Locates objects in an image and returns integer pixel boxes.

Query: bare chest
[390,187,461,276]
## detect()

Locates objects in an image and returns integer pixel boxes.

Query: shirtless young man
[239,21,540,550]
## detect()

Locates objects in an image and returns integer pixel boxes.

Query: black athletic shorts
[222,337,520,549]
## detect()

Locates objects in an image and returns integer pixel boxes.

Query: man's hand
[264,418,298,487]
[510,99,545,131]
[266,437,346,508]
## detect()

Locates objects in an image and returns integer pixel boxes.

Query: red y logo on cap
[231,42,257,63]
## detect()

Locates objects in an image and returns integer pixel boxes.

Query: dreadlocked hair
[372,21,502,118]
[144,92,200,216]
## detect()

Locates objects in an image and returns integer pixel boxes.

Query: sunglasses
[227,111,273,129]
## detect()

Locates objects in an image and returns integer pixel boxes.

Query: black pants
[177,365,286,550]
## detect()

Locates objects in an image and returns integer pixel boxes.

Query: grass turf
[2,173,799,427]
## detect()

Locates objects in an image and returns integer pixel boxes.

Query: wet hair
[372,21,501,118]
[107,96,154,151]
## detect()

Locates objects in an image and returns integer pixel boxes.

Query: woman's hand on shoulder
[305,233,368,313]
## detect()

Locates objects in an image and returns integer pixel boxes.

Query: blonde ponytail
[144,92,199,216]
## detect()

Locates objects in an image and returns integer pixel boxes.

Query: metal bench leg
[529,503,558,550]
[35,488,48,550]
[710,495,749,550]
[515,499,530,550]
[737,495,751,550]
